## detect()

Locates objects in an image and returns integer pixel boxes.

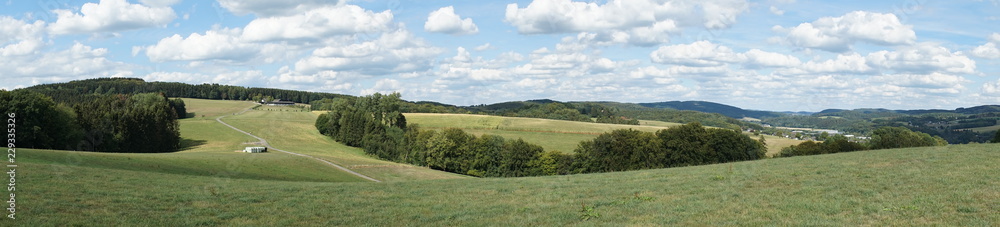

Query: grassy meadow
[15,143,999,225]
[222,105,464,182]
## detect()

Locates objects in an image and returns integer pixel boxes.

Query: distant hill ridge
[638,101,784,119]
[19,77,1000,121]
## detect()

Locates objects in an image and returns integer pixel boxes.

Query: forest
[0,90,183,152]
[25,77,349,104]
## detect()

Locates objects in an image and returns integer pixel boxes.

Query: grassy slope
[16,144,999,225]
[405,113,799,156]
[223,106,464,182]
[22,99,366,182]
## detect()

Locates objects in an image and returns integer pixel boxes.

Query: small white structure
[244,147,267,153]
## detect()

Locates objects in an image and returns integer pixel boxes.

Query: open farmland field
[964,124,1000,133]
[16,143,999,225]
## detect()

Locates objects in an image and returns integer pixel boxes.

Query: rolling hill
[18,142,999,225]
[638,101,785,119]
[7,80,999,225]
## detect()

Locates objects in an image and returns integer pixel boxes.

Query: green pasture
[15,143,999,225]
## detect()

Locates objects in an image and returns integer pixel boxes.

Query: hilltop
[638,100,785,119]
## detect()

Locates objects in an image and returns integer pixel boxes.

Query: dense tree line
[1,90,181,152]
[25,77,349,105]
[778,126,946,158]
[869,126,947,150]
[316,97,640,125]
[574,123,767,172]
[777,135,867,157]
[992,130,1000,143]
[317,95,767,177]
[619,108,756,131]
[0,90,81,150]
[577,103,641,125]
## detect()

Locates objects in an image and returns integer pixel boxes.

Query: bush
[869,126,947,150]
[778,135,866,157]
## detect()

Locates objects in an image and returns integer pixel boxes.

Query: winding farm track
[216,105,381,182]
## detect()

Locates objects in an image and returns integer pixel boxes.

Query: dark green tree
[869,126,946,150]
[0,90,83,150]
[657,122,710,166]
[500,138,544,177]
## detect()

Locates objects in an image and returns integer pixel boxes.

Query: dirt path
[216,105,381,182]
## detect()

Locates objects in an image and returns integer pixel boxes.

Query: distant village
[743,119,870,142]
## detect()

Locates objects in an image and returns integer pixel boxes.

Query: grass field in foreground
[405,113,800,156]
[15,144,999,225]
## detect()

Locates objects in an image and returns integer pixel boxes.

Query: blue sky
[1,0,998,111]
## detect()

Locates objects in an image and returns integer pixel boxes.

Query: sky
[0,0,998,111]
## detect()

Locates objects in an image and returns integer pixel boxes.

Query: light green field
[17,143,999,225]
[406,113,677,153]
[223,105,464,182]
[406,113,799,156]
[179,98,258,119]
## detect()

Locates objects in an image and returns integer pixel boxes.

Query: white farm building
[244,147,267,153]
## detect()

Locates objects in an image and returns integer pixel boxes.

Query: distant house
[244,147,267,153]
[262,99,295,106]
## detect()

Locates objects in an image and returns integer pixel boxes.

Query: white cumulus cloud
[217,0,343,17]
[865,43,976,75]
[0,42,133,88]
[650,41,743,66]
[425,6,479,35]
[48,0,176,35]
[139,0,180,7]
[294,29,444,75]
[145,27,261,63]
[241,5,393,42]
[743,49,801,67]
[504,0,748,46]
[780,11,915,52]
[0,16,46,57]
[971,33,1000,59]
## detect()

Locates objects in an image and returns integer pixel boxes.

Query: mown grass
[222,106,465,182]
[406,113,800,156]
[14,144,999,225]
